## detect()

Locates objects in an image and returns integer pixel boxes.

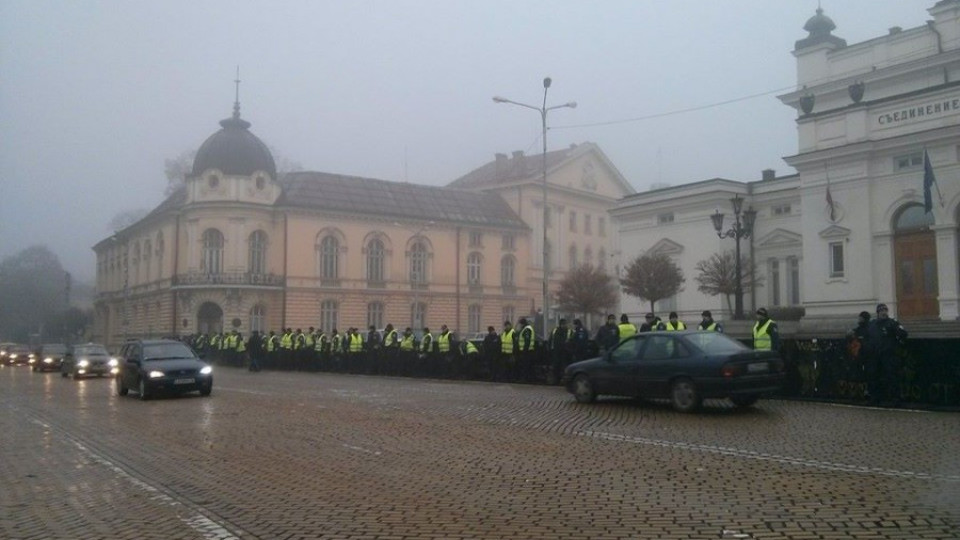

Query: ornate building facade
[93,105,632,347]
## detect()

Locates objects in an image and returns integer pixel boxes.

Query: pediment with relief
[818,224,851,239]
[647,238,684,256]
[756,228,802,248]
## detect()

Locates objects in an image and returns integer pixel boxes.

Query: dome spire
[233,65,241,120]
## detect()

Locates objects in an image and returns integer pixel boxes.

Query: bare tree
[693,251,764,310]
[555,264,618,320]
[0,246,69,342]
[620,252,685,313]
[164,149,197,196]
[107,208,150,232]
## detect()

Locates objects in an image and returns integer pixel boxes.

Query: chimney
[494,153,508,179]
[761,169,776,181]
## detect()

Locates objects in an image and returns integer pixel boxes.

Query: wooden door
[894,231,939,319]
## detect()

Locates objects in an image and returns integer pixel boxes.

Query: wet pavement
[2,364,958,539]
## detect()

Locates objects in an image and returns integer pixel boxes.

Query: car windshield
[43,344,68,354]
[143,343,196,361]
[75,345,109,356]
[683,332,749,354]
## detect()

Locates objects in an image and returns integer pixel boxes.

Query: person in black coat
[595,314,620,353]
[863,303,908,406]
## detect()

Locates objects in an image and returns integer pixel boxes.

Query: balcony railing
[172,272,285,287]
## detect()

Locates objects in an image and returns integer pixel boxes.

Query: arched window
[467,252,482,284]
[501,255,516,287]
[468,304,482,333]
[250,304,265,332]
[320,300,339,332]
[249,230,267,275]
[367,239,385,283]
[410,241,428,284]
[894,204,935,231]
[201,229,223,274]
[568,245,578,269]
[318,236,339,280]
[367,302,384,329]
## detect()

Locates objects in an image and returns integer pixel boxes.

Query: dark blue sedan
[562,331,784,412]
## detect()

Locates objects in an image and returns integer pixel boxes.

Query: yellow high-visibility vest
[665,321,686,331]
[501,329,514,354]
[753,320,773,350]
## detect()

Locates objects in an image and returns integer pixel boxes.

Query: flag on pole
[923,149,942,214]
[826,184,836,221]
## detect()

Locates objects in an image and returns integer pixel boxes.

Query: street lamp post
[493,77,576,339]
[710,195,757,320]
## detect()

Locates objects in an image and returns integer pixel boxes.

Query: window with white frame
[367,302,384,329]
[249,230,267,275]
[829,242,844,278]
[501,255,516,287]
[320,300,338,332]
[250,304,265,332]
[318,236,339,280]
[469,231,483,248]
[657,212,674,225]
[894,152,923,171]
[201,229,224,274]
[410,241,428,284]
[467,252,482,284]
[501,234,515,250]
[468,305,482,333]
[769,258,781,306]
[788,256,801,305]
[772,204,792,216]
[366,238,385,283]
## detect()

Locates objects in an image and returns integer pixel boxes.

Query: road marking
[342,443,382,456]
[29,418,242,539]
[579,430,960,482]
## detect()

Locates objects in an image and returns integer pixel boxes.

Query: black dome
[803,7,836,36]
[192,109,276,179]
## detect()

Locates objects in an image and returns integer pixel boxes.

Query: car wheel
[116,376,128,396]
[670,378,702,413]
[138,378,151,401]
[572,374,597,404]
[730,394,760,408]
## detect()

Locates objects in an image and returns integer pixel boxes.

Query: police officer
[571,319,590,362]
[639,313,664,332]
[382,324,399,376]
[698,310,722,332]
[437,325,454,378]
[618,314,638,340]
[458,338,481,378]
[330,329,343,372]
[517,317,536,383]
[500,321,516,381]
[366,325,383,374]
[664,311,686,331]
[864,303,908,406]
[398,327,416,376]
[482,326,500,381]
[247,330,263,372]
[752,308,780,351]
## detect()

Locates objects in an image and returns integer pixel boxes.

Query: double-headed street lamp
[493,77,576,339]
[710,195,757,320]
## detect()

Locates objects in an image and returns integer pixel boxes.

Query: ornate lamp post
[493,77,576,339]
[710,195,757,320]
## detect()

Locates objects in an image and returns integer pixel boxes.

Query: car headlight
[77,359,89,368]
[44,357,53,364]
[108,358,118,367]
[148,370,165,378]
[10,354,17,359]
[200,366,213,375]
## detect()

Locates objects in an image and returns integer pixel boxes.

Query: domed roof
[192,104,276,179]
[803,7,836,36]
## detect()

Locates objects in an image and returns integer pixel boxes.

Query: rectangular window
[770,259,781,306]
[599,217,606,237]
[584,214,592,235]
[320,301,338,334]
[894,152,923,171]
[469,231,483,248]
[657,212,674,225]
[788,257,801,305]
[772,204,791,216]
[468,305,482,334]
[501,234,515,250]
[569,211,577,233]
[829,242,844,278]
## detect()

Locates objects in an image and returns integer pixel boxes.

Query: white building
[612,1,960,330]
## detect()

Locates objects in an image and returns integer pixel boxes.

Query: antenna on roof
[233,66,241,119]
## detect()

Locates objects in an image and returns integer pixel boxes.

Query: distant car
[31,343,68,372]
[562,331,785,413]
[61,343,118,379]
[115,339,213,400]
[2,343,33,366]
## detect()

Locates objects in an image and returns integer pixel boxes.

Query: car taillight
[721,363,739,378]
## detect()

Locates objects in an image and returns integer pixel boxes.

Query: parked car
[115,339,213,400]
[562,331,785,413]
[61,343,118,379]
[30,343,68,372]
[2,343,33,366]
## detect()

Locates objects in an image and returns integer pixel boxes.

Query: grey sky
[0,1,934,282]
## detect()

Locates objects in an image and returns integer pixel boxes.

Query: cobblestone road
[2,365,958,539]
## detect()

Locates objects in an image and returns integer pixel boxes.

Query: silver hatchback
[61,343,118,379]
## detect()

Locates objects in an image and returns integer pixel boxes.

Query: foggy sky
[0,1,934,283]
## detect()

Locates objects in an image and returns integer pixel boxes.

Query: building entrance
[198,302,224,335]
[893,205,938,320]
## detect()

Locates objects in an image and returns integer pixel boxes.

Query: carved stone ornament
[799,93,815,115]
[848,81,864,104]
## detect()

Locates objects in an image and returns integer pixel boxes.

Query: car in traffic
[115,339,213,400]
[562,331,784,413]
[2,343,33,366]
[30,343,69,372]
[61,343,119,379]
